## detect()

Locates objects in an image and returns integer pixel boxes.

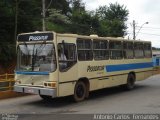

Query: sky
[83,0,160,48]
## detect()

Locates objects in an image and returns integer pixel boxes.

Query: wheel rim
[76,84,85,98]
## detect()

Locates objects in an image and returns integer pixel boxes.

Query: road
[0,75,160,119]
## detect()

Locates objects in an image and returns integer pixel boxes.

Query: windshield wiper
[23,42,30,66]
[23,42,29,55]
[31,44,36,71]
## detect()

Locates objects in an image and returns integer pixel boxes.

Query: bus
[14,31,154,102]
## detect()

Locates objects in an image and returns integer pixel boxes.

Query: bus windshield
[16,43,56,72]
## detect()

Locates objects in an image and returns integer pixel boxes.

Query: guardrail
[0,73,15,91]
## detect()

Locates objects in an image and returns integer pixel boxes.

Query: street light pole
[135,22,149,39]
[42,0,46,31]
[133,20,136,40]
[14,0,18,43]
[42,0,53,31]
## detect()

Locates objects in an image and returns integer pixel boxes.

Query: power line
[138,32,160,36]
[136,26,160,30]
[135,28,160,31]
[127,32,160,37]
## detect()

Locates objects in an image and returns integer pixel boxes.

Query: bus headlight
[43,82,56,88]
[15,80,21,84]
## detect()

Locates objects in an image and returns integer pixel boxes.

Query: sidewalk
[0,91,28,99]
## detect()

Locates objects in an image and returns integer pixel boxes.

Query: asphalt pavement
[0,74,160,120]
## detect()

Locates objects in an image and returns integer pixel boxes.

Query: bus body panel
[14,31,154,99]
[15,74,49,86]
[56,35,78,97]
[76,58,153,92]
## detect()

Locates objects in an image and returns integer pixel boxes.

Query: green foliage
[0,0,130,65]
[70,11,93,35]
[96,2,129,37]
[47,9,70,24]
[18,0,42,32]
[152,47,160,50]
[0,1,15,65]
[106,3,129,21]
[46,21,69,33]
[70,0,85,12]
[46,0,71,15]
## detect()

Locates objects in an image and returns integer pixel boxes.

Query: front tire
[74,81,86,102]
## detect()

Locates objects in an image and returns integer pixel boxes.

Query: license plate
[27,89,34,93]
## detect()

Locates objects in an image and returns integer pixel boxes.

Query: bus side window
[144,43,152,58]
[58,43,77,72]
[77,38,93,61]
[109,41,123,59]
[134,42,144,58]
[123,42,134,59]
[93,40,109,60]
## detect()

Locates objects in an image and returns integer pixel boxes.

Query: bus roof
[17,31,151,43]
[57,33,151,43]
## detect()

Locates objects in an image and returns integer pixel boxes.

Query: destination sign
[18,32,53,42]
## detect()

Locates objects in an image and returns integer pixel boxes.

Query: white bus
[14,31,154,102]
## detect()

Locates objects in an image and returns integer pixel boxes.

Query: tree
[68,0,93,35]
[96,2,129,37]
[0,0,129,67]
[46,0,71,15]
[18,0,42,32]
[46,0,93,35]
[70,0,85,12]
[0,1,16,65]
[0,0,42,66]
[46,9,71,32]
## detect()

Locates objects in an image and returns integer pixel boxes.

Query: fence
[0,74,15,91]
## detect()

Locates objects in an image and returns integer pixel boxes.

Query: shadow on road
[88,84,149,100]
[23,84,149,109]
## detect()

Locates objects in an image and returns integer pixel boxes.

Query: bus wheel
[125,73,135,90]
[39,95,52,101]
[74,81,86,102]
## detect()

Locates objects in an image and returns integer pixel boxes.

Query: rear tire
[125,73,135,90]
[74,81,86,102]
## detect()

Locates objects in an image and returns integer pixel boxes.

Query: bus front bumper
[14,85,57,97]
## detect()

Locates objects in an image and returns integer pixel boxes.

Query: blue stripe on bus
[15,71,49,75]
[106,62,153,72]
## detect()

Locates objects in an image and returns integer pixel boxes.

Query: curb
[0,91,28,99]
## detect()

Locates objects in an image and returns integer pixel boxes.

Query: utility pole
[14,0,18,43]
[133,20,136,40]
[42,0,46,31]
